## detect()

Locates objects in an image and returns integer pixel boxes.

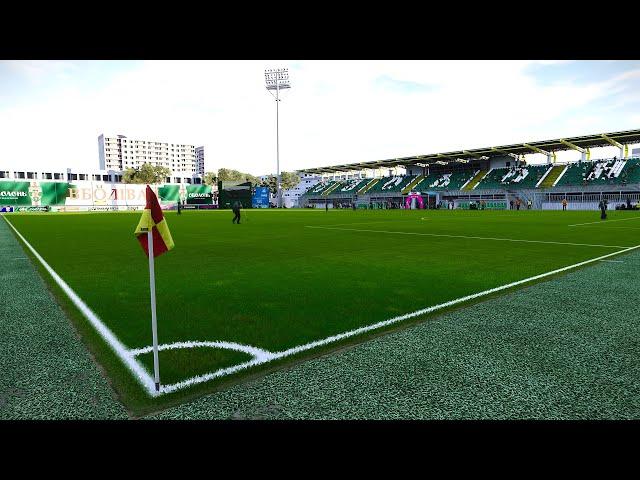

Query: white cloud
[0,60,638,175]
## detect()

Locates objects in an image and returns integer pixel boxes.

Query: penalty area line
[568,216,640,227]
[304,225,629,249]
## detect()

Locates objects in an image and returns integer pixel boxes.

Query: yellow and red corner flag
[134,185,175,257]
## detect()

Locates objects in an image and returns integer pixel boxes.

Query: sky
[1,60,640,175]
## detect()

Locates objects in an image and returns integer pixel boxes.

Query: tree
[261,175,277,194]
[217,168,260,185]
[217,168,244,182]
[122,163,171,184]
[261,171,300,194]
[123,167,138,184]
[204,171,218,186]
[281,171,301,190]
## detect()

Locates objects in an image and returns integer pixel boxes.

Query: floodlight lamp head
[265,67,291,90]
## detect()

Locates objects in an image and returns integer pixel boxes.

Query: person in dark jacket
[599,199,607,220]
[232,201,241,224]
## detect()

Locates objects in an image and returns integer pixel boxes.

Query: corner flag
[135,185,174,257]
[133,185,174,393]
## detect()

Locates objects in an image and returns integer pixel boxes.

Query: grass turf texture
[5,208,640,414]
[0,219,128,419]
[151,248,640,420]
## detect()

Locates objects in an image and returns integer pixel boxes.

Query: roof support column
[559,138,588,162]
[601,133,624,158]
[523,143,555,164]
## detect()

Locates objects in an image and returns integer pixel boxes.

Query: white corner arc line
[568,216,640,227]
[305,225,629,249]
[2,216,158,396]
[129,340,275,362]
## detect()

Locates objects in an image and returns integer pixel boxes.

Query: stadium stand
[476,165,550,190]
[305,180,339,195]
[328,178,370,195]
[555,158,639,187]
[300,157,640,208]
[367,175,417,193]
[414,171,476,191]
[619,158,640,184]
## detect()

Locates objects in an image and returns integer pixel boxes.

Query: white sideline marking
[7,213,640,396]
[2,215,159,396]
[599,259,624,263]
[140,242,640,395]
[569,216,640,227]
[305,226,629,249]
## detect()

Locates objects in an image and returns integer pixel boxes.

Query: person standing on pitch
[232,201,241,224]
[599,198,608,220]
[177,199,182,215]
[562,198,568,211]
[325,202,329,213]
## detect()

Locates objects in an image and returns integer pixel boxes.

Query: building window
[54,173,62,180]
[14,171,26,179]
[103,175,110,182]
[27,172,36,179]
[93,174,101,181]
[68,173,78,181]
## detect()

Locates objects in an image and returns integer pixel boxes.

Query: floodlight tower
[265,67,291,208]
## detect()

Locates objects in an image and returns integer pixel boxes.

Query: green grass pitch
[6,208,640,414]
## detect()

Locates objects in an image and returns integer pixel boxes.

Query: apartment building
[98,134,205,175]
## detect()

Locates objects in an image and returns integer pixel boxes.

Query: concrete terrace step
[322,182,343,196]
[358,178,380,194]
[462,169,488,191]
[539,165,567,188]
[402,175,425,194]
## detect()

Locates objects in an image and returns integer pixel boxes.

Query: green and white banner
[0,180,211,211]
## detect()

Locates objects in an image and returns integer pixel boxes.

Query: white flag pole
[147,229,161,392]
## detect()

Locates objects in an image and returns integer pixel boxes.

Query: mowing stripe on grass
[2,215,158,396]
[154,242,640,395]
[568,216,640,227]
[305,225,629,249]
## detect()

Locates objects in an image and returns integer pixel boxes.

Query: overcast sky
[1,60,640,175]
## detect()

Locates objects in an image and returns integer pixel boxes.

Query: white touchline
[569,216,640,227]
[304,225,629,249]
[598,259,624,263]
[2,215,158,396]
[6,213,640,397]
